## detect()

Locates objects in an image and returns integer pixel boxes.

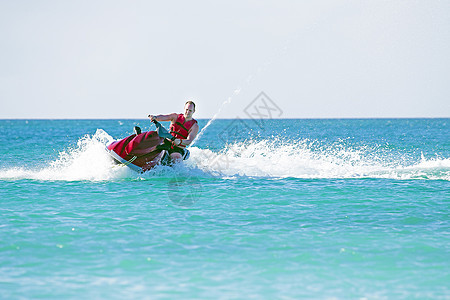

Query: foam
[187,139,450,181]
[0,130,134,181]
[0,133,448,182]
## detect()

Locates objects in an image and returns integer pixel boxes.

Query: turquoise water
[0,119,449,299]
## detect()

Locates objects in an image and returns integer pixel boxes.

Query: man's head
[184,101,196,120]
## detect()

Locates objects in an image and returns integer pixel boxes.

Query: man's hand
[148,115,156,122]
[172,139,183,147]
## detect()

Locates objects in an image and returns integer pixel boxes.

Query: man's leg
[170,152,183,163]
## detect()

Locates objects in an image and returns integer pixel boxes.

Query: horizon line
[1,117,449,120]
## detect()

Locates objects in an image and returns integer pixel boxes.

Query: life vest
[170,114,197,142]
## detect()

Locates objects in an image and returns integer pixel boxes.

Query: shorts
[157,139,190,160]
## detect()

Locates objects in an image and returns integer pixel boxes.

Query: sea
[0,118,449,299]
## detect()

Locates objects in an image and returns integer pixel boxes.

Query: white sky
[1,0,449,119]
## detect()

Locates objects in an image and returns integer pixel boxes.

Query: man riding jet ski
[107,101,199,172]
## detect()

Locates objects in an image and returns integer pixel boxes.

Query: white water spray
[190,36,297,147]
[0,130,133,181]
[187,140,450,181]
[1,133,448,181]
[191,88,241,146]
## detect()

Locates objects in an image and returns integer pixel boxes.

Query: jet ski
[107,120,185,172]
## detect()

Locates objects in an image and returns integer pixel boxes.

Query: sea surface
[0,118,449,299]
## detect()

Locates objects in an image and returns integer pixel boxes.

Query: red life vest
[170,114,197,141]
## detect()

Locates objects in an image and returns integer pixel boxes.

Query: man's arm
[174,123,199,147]
[148,113,178,123]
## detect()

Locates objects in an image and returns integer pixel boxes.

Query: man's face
[184,104,195,119]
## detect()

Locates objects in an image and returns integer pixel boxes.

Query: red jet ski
[107,120,182,172]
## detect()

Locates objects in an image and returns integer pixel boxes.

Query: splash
[187,139,450,181]
[190,88,241,147]
[192,45,293,146]
[1,134,448,182]
[0,130,134,181]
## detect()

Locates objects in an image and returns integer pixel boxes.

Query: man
[148,101,199,163]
